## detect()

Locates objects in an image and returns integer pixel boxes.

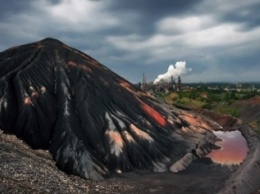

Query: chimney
[142,73,146,90]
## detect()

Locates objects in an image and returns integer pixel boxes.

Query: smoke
[153,61,192,84]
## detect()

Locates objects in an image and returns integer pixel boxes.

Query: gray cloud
[0,0,259,83]
[107,0,203,17]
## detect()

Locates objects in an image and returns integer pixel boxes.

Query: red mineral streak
[67,61,77,68]
[119,80,132,89]
[141,102,167,127]
[106,130,124,148]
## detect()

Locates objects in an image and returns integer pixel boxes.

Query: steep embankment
[196,109,260,194]
[0,38,220,181]
[236,96,260,134]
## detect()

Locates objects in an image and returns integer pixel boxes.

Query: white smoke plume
[153,61,192,84]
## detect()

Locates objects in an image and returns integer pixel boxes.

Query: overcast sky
[0,0,260,83]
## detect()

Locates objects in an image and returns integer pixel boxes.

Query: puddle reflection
[206,130,248,165]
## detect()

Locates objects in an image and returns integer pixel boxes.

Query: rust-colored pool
[206,130,248,165]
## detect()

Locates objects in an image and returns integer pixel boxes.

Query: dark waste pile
[0,38,259,194]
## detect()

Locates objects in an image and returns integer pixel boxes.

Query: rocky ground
[2,107,260,194]
[1,38,260,194]
[196,108,260,194]
[0,129,235,194]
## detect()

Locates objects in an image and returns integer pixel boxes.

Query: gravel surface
[0,130,236,194]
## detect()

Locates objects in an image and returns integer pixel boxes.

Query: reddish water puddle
[206,130,248,165]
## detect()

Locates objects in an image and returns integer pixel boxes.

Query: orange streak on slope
[119,80,131,88]
[67,60,77,68]
[106,130,124,148]
[118,79,166,127]
[141,102,167,127]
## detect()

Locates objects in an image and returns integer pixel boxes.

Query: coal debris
[0,38,220,180]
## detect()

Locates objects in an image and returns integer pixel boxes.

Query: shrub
[201,103,213,110]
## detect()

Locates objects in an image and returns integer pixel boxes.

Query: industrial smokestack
[154,61,192,84]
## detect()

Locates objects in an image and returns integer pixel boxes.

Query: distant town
[136,73,260,94]
[135,73,260,118]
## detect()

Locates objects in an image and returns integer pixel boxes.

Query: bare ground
[0,129,235,194]
[2,99,260,194]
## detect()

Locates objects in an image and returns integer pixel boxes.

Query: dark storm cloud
[216,2,260,30]
[195,0,260,31]
[0,0,59,17]
[0,1,28,16]
[105,0,204,35]
[107,0,203,16]
[0,0,259,83]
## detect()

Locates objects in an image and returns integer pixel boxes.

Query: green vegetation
[159,84,259,119]
[153,82,260,134]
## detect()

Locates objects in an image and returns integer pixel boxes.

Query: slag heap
[0,38,220,180]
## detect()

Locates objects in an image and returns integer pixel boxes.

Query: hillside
[235,96,260,134]
[162,89,260,134]
[0,38,260,193]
